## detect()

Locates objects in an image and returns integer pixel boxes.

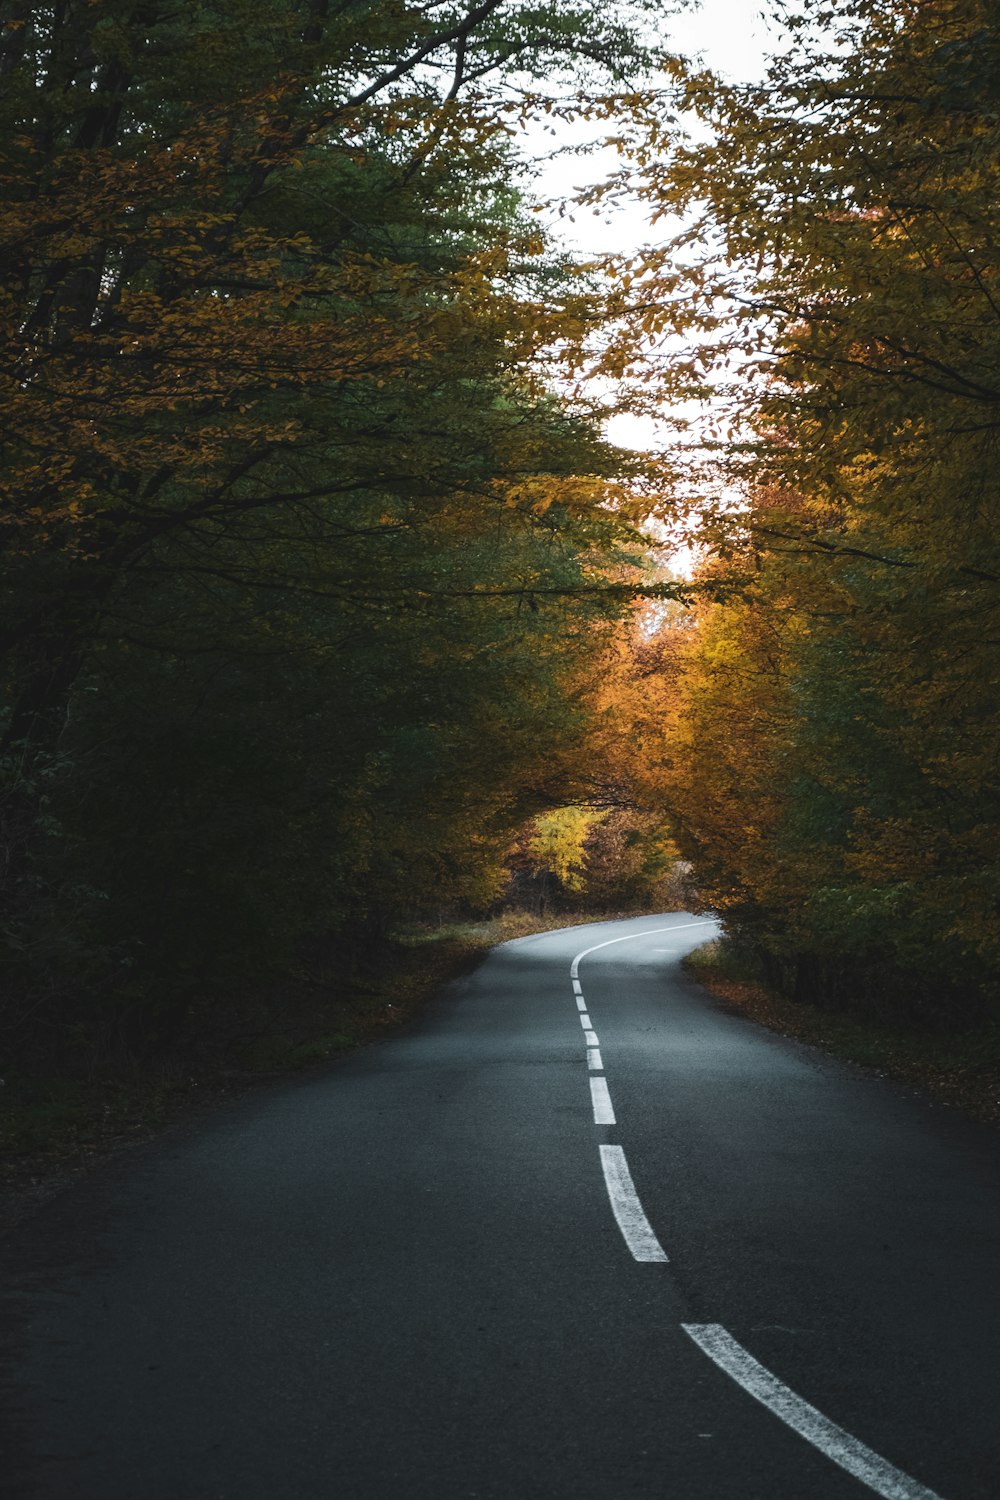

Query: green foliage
[0,0,666,1062]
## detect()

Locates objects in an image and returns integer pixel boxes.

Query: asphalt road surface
[2,914,998,1499]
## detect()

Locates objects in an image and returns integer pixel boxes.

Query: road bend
[2,914,998,1499]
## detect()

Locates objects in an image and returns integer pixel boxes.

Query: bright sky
[523,0,775,426]
[519,3,779,565]
[666,0,772,84]
[524,0,772,243]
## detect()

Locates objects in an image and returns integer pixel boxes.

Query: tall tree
[0,0,673,1050]
[630,0,1000,1013]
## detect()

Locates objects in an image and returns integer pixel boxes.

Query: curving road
[2,914,998,1499]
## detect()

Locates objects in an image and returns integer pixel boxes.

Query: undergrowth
[0,908,614,1228]
[684,939,1000,1128]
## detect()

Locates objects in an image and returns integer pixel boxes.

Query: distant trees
[639,0,1000,1015]
[507,610,689,914]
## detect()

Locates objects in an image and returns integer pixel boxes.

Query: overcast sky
[666,0,771,82]
[521,2,779,456]
[525,1,773,254]
[519,3,778,543]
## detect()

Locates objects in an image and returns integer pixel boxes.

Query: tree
[0,0,675,1055]
[629,0,1000,1014]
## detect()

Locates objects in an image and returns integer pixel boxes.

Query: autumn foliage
[643,0,1000,1019]
[4,0,997,1071]
[0,0,671,1060]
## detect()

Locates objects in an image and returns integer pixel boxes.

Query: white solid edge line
[681,1326,945,1500]
[583,1028,599,1046]
[598,1145,668,1262]
[590,1076,615,1124]
[576,996,587,1012]
[570,920,716,978]
[587,1047,604,1070]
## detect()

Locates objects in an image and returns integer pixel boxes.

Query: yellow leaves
[456,243,510,285]
[0,13,672,615]
[526,806,606,893]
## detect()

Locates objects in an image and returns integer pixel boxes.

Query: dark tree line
[0,0,668,1063]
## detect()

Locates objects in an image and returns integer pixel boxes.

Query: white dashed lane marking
[682,1326,945,1500]
[590,1076,615,1124]
[569,920,942,1497]
[598,1145,668,1262]
[570,920,716,978]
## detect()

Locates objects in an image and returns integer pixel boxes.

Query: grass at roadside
[0,908,605,1229]
[684,939,1000,1128]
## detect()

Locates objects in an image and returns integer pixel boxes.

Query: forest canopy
[634,0,1000,1017]
[0,0,680,1059]
[1,0,997,1073]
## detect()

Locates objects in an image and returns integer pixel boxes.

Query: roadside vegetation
[685,940,1000,1129]
[0,903,660,1225]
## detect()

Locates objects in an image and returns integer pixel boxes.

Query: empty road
[2,914,998,1498]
